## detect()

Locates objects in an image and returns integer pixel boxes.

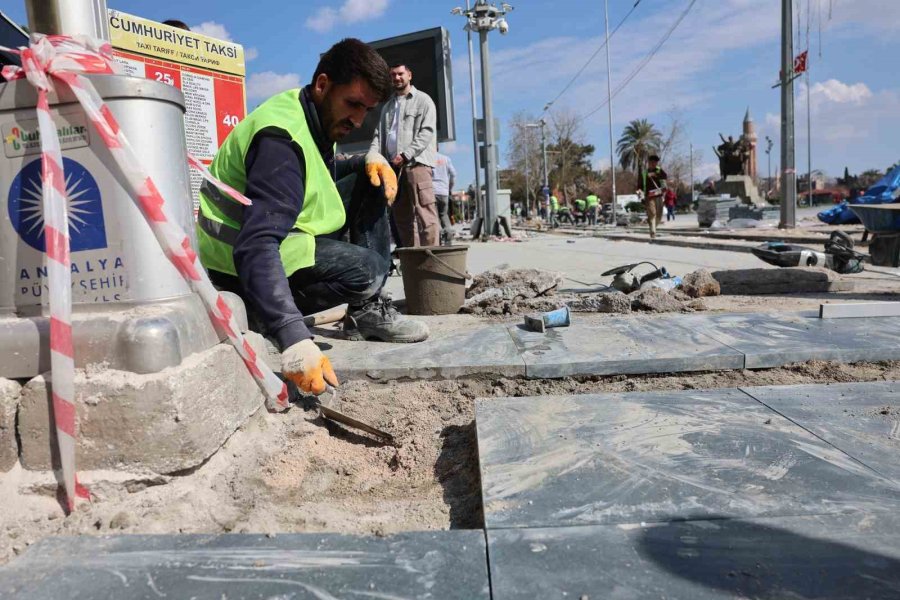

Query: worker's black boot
[343,294,430,343]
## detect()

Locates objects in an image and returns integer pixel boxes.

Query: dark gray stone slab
[744,381,900,483]
[508,316,744,378]
[330,324,525,380]
[488,512,900,600]
[682,311,900,368]
[0,532,490,600]
[477,388,900,529]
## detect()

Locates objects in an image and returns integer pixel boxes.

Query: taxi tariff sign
[108,10,247,211]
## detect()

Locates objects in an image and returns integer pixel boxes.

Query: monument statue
[711,108,762,205]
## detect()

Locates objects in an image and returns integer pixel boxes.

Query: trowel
[319,385,395,445]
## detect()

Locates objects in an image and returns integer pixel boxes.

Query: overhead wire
[541,0,643,115]
[575,0,699,125]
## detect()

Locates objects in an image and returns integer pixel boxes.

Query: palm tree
[616,119,663,172]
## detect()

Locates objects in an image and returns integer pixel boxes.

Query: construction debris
[568,292,632,314]
[680,269,721,298]
[629,287,694,313]
[462,268,563,316]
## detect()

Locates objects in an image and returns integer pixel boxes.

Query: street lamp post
[525,121,546,220]
[524,132,530,219]
[765,135,773,200]
[453,1,513,239]
[603,0,617,216]
[464,0,482,230]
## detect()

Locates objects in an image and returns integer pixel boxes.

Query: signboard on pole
[107,10,247,210]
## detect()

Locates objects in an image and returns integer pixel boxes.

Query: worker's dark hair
[648,154,661,162]
[163,19,190,30]
[313,38,392,101]
[389,61,411,72]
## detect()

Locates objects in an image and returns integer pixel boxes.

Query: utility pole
[780,0,797,228]
[806,68,812,206]
[689,142,694,201]
[541,120,549,219]
[603,0,617,211]
[524,132,530,219]
[453,1,513,239]
[463,0,483,232]
[766,135,774,200]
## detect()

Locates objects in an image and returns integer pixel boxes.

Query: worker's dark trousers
[209,172,391,321]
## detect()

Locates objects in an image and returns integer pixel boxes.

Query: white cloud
[191,21,232,41]
[246,71,302,101]
[244,47,259,62]
[809,79,872,105]
[305,0,390,33]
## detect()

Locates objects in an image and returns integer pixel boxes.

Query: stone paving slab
[476,388,900,530]
[0,531,490,600]
[508,316,744,378]
[329,323,525,380]
[487,512,900,600]
[682,311,900,368]
[744,381,900,483]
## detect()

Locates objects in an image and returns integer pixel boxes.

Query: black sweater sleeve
[233,130,312,351]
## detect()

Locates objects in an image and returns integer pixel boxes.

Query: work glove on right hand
[364,152,398,206]
[281,338,339,396]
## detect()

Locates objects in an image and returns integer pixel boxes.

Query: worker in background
[573,197,587,225]
[369,62,439,247]
[549,193,559,228]
[639,154,667,238]
[197,38,429,398]
[432,149,457,244]
[557,203,573,225]
[585,192,599,226]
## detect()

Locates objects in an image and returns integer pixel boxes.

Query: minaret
[742,107,758,181]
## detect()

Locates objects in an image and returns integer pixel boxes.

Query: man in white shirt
[369,63,439,247]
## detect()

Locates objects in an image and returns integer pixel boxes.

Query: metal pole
[465,0,483,229]
[806,68,812,206]
[26,0,110,39]
[524,132,530,219]
[479,28,499,238]
[689,142,694,201]
[780,0,797,228]
[603,0,617,209]
[541,121,549,220]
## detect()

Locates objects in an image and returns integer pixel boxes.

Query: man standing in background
[369,62,439,247]
[432,149,457,244]
[639,154,667,238]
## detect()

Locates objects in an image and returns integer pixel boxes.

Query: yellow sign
[107,10,245,76]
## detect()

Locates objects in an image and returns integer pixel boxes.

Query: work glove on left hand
[281,338,339,396]
[365,152,398,206]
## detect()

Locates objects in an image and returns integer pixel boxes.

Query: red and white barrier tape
[3,34,288,513]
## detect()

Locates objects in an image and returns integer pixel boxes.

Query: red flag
[793,50,808,74]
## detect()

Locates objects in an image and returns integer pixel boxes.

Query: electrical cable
[541,0,643,115]
[575,0,698,125]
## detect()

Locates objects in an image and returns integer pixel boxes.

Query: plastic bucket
[395,245,470,315]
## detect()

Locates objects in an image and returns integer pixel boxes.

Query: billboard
[338,27,455,154]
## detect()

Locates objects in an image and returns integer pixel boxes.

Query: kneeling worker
[197,39,429,396]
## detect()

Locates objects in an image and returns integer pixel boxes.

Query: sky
[4,0,899,188]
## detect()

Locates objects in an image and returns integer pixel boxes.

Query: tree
[505,111,546,213]
[547,108,595,204]
[859,169,885,189]
[616,119,663,172]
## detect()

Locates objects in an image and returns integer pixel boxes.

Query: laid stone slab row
[330,324,526,380]
[0,531,490,599]
[476,385,900,530]
[486,512,900,600]
[682,311,900,368]
[509,315,744,378]
[331,311,900,382]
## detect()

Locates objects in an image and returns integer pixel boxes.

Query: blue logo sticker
[8,157,107,252]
